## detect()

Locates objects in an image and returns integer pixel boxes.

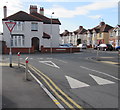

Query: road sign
[5,21,16,32]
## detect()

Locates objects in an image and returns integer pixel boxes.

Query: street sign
[5,22,16,32]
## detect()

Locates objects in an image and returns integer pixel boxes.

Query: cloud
[21,0,119,2]
[45,1,118,18]
[0,0,22,32]
[88,15,102,19]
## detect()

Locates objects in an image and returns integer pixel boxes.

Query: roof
[74,26,87,35]
[60,30,69,37]
[2,11,42,22]
[42,32,50,39]
[92,22,113,33]
[87,29,93,34]
[2,11,61,25]
[31,12,61,24]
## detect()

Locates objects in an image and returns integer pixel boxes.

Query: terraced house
[2,5,61,54]
[60,22,116,48]
[109,25,120,47]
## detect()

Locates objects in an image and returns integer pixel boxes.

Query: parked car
[94,44,100,49]
[115,46,120,51]
[77,44,87,49]
[59,43,73,48]
[98,44,113,51]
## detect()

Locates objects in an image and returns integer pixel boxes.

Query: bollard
[96,47,99,60]
[25,57,29,80]
[17,52,20,68]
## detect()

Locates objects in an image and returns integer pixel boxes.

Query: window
[18,36,21,46]
[31,22,38,31]
[11,35,25,47]
[14,21,24,31]
[99,33,102,38]
[14,36,17,46]
[110,32,113,37]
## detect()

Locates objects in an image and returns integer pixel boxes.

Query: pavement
[87,50,120,65]
[2,64,58,109]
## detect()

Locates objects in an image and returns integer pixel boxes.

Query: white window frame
[11,35,25,47]
[14,21,24,31]
[31,22,38,31]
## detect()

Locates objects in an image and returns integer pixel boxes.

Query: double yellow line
[29,64,84,110]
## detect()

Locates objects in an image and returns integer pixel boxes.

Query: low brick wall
[41,46,80,53]
[3,45,34,54]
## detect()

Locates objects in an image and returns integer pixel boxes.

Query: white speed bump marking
[65,76,89,88]
[39,61,60,68]
[80,66,120,81]
[89,74,115,85]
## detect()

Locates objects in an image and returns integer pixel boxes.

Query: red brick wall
[3,45,34,54]
[41,46,80,53]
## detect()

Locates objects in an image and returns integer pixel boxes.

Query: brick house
[93,22,113,46]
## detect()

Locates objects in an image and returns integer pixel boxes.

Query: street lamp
[50,12,54,53]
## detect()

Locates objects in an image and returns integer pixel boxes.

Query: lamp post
[50,12,54,53]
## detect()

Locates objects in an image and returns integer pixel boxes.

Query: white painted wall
[3,20,60,49]
[0,34,3,41]
[44,24,60,47]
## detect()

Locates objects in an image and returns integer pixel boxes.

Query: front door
[32,37,39,51]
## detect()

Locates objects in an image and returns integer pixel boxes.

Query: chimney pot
[30,5,37,14]
[79,26,83,29]
[3,6,7,18]
[100,22,105,26]
[40,7,44,15]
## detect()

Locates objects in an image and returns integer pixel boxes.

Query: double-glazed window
[14,21,24,31]
[31,22,38,31]
[110,32,113,37]
[99,33,102,38]
[11,35,25,47]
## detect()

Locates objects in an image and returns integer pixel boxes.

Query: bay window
[11,35,25,47]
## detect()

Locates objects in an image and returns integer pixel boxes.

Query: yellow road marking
[100,57,114,59]
[100,61,118,65]
[30,65,75,109]
[55,102,60,104]
[0,63,18,66]
[29,64,84,110]
[53,100,60,104]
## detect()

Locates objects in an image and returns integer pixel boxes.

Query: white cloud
[0,0,22,32]
[21,0,119,2]
[45,1,118,18]
[88,15,102,19]
[0,0,118,32]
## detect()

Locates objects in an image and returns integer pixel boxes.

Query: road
[1,49,119,109]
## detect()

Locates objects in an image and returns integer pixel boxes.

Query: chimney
[40,7,44,15]
[79,26,83,29]
[30,5,37,14]
[3,6,7,18]
[100,22,105,26]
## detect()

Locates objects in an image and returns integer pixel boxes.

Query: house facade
[60,22,115,48]
[60,26,87,46]
[2,5,61,53]
[74,26,87,45]
[109,25,120,47]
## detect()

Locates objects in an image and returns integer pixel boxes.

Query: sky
[0,0,119,33]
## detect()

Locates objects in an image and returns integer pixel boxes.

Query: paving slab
[2,66,58,109]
